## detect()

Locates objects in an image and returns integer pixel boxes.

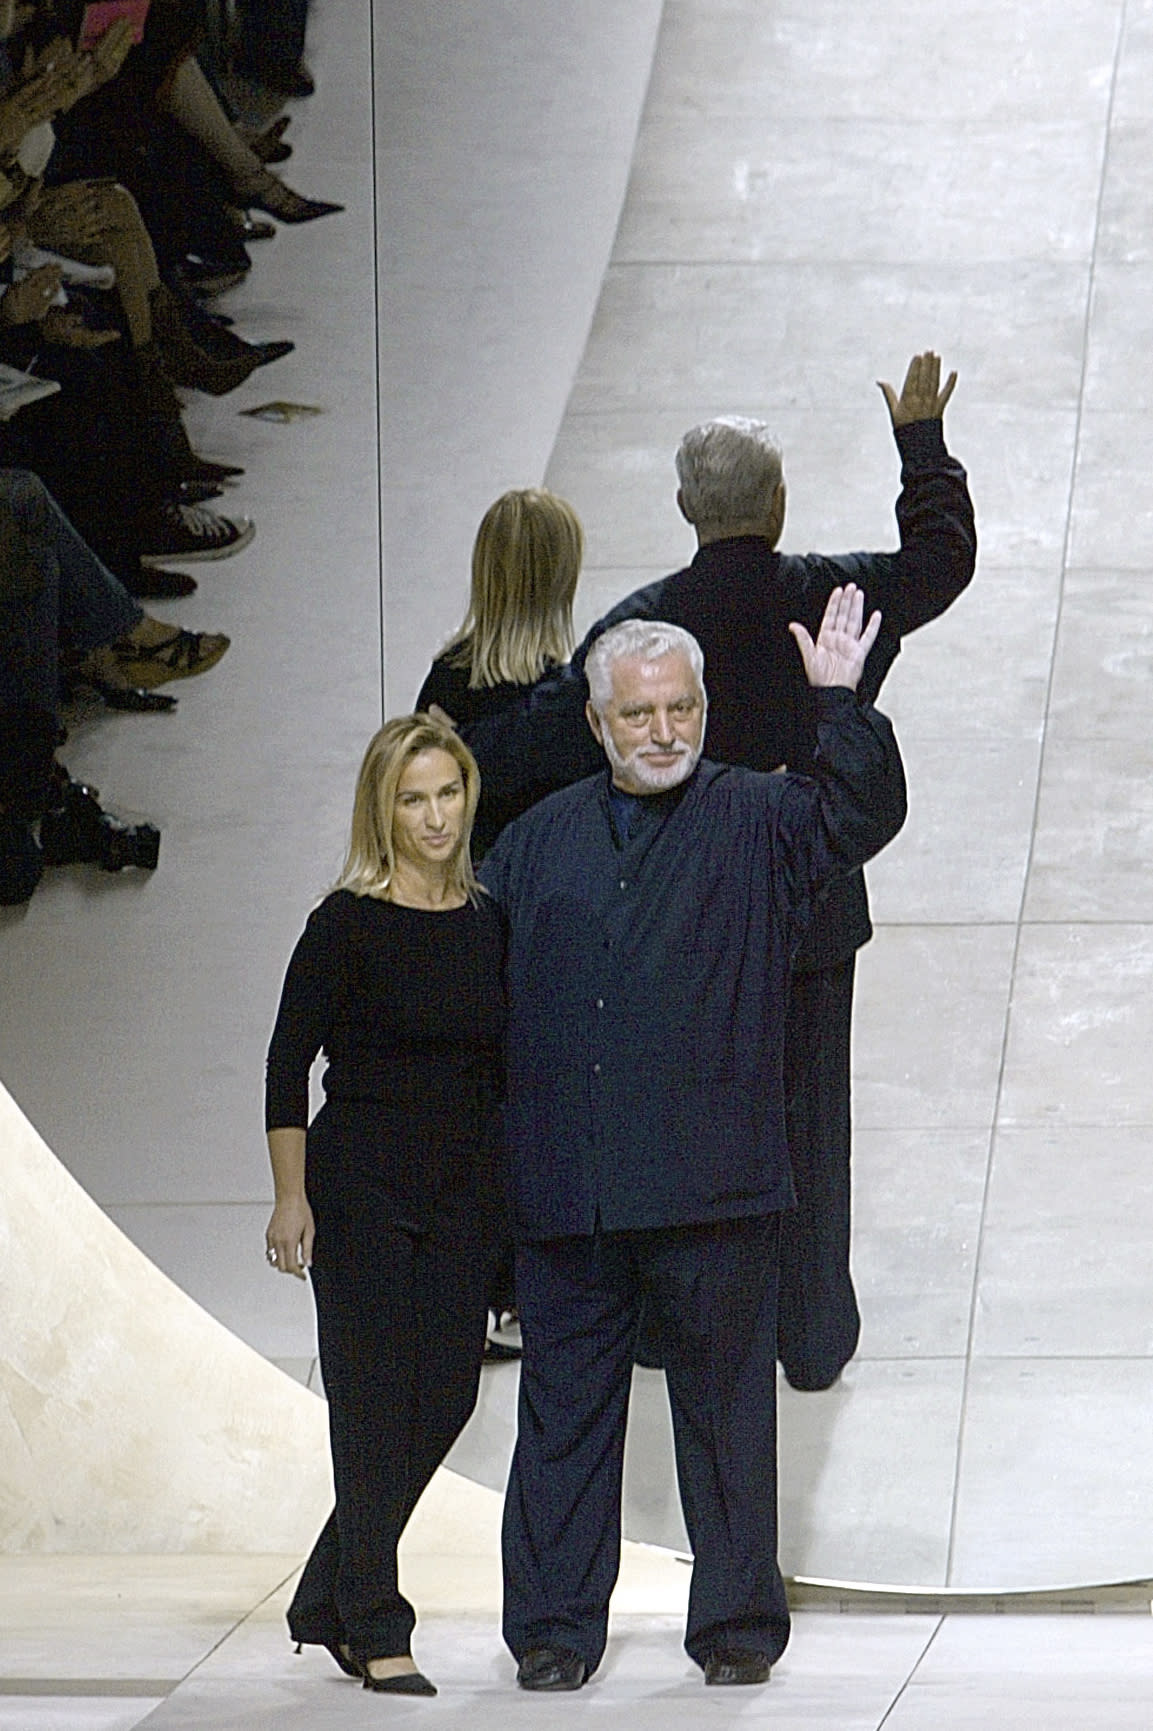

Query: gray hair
[585,618,705,712]
[675,416,783,531]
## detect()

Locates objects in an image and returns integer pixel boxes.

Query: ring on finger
[266,1246,278,1266]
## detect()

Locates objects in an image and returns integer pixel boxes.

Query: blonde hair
[335,715,481,901]
[445,488,584,689]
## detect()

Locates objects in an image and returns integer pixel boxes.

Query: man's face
[586,651,706,795]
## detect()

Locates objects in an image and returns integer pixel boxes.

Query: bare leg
[158,55,267,183]
[159,55,343,222]
[29,182,160,347]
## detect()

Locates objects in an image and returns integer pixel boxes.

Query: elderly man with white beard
[478,585,907,1694]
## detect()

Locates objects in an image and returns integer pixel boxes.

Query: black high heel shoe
[232,167,344,224]
[326,1641,365,1679]
[293,1639,364,1679]
[363,1668,437,1696]
[242,114,293,164]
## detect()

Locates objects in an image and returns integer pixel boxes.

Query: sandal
[84,628,230,691]
[231,167,344,225]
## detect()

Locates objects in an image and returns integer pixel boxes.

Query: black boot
[0,705,56,904]
[130,342,209,485]
[148,285,271,395]
[39,779,160,874]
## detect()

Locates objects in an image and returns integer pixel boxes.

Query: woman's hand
[0,42,80,148]
[0,261,62,323]
[41,305,119,347]
[27,179,110,249]
[265,1195,315,1279]
[86,16,136,91]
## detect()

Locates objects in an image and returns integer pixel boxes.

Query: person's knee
[95,182,141,236]
[0,468,49,524]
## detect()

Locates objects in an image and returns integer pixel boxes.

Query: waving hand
[789,584,882,691]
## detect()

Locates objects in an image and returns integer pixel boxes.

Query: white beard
[601,730,702,794]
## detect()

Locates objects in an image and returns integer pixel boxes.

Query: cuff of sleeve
[814,685,859,715]
[894,417,948,466]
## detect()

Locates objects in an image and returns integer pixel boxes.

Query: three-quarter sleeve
[264,898,339,1130]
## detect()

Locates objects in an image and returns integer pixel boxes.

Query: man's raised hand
[878,350,957,428]
[789,584,881,692]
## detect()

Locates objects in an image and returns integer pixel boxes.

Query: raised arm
[877,349,956,428]
[868,348,975,637]
[779,585,906,897]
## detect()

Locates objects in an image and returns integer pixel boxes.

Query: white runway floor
[3,1548,1153,1730]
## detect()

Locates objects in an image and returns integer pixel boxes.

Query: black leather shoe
[181,457,245,484]
[122,566,198,600]
[516,1647,588,1691]
[362,1669,437,1695]
[704,1648,772,1686]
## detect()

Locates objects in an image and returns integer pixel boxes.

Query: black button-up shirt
[480,687,906,1240]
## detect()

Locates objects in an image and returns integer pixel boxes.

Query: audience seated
[0,467,229,903]
[0,0,344,903]
[40,0,342,290]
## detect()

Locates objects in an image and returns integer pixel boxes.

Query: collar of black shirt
[600,768,695,849]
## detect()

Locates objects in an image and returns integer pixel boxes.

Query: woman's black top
[265,888,506,1224]
[416,654,565,859]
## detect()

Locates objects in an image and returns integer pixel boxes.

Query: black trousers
[778,955,861,1391]
[288,1187,494,1660]
[502,1215,790,1674]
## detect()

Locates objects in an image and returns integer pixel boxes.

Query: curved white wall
[0,1081,330,1552]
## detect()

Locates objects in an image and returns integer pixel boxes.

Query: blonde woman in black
[265,716,506,1696]
[417,486,599,859]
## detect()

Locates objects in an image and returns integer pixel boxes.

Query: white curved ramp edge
[0,1079,332,1553]
[0,1074,692,1606]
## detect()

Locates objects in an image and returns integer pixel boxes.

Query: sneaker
[139,503,255,566]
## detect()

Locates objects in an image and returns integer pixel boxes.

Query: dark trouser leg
[0,470,142,678]
[289,1195,492,1660]
[0,352,167,583]
[0,702,55,903]
[778,956,860,1391]
[287,1508,342,1646]
[649,1217,791,1669]
[397,1193,493,1526]
[236,0,310,79]
[34,478,143,654]
[502,1233,640,1673]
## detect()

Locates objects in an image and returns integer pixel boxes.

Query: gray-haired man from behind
[479,585,907,1692]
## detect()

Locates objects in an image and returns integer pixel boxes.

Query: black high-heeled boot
[148,287,269,396]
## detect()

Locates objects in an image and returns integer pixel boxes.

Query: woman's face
[390,747,466,873]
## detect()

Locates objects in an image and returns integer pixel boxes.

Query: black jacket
[463,417,975,968]
[480,689,906,1238]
